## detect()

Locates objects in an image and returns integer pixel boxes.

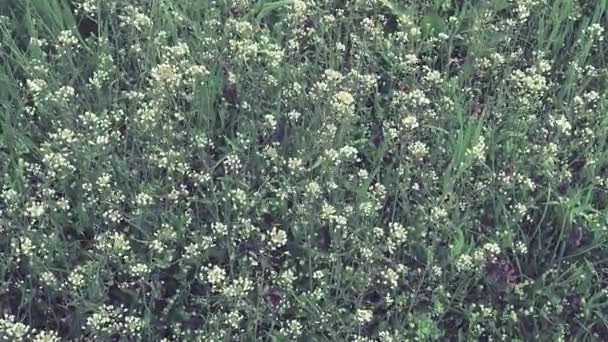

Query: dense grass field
[0,0,607,340]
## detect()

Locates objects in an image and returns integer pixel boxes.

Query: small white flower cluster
[355,309,374,324]
[268,227,288,250]
[50,85,76,104]
[12,236,34,259]
[90,52,115,89]
[469,302,497,327]
[550,115,572,136]
[277,268,297,289]
[514,241,528,255]
[305,180,322,198]
[227,23,284,68]
[386,222,409,254]
[25,78,48,102]
[280,319,304,339]
[74,0,97,16]
[40,130,78,179]
[482,242,501,259]
[320,202,351,231]
[381,267,401,289]
[95,231,132,262]
[513,0,543,21]
[224,310,244,329]
[183,236,215,261]
[228,188,248,210]
[332,90,356,119]
[211,222,228,237]
[393,89,431,110]
[129,263,150,278]
[56,30,79,51]
[0,315,61,342]
[134,191,154,207]
[119,5,153,32]
[263,114,277,130]
[0,315,31,340]
[288,157,305,174]
[67,264,88,290]
[346,70,378,94]
[204,264,227,291]
[410,141,429,159]
[291,0,308,18]
[221,276,254,298]
[576,90,600,111]
[149,224,178,264]
[581,23,605,43]
[456,241,502,272]
[224,154,242,174]
[401,115,419,131]
[338,145,360,163]
[422,65,443,85]
[510,56,552,111]
[85,304,144,339]
[467,135,487,162]
[40,271,59,288]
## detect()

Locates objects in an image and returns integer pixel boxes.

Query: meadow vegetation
[0,0,607,340]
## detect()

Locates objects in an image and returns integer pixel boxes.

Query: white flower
[135,192,154,207]
[288,158,304,173]
[269,227,288,249]
[86,304,117,335]
[401,115,419,130]
[305,181,321,197]
[222,276,254,298]
[68,266,86,289]
[514,241,528,255]
[288,109,302,121]
[456,254,473,271]
[207,265,226,287]
[121,5,152,31]
[211,222,228,236]
[129,263,150,278]
[75,0,97,16]
[467,135,486,161]
[389,222,408,244]
[226,311,244,329]
[150,63,180,88]
[224,154,242,173]
[32,330,61,342]
[411,141,429,158]
[26,79,47,96]
[282,319,303,338]
[0,315,31,340]
[264,114,277,130]
[26,201,46,218]
[57,30,78,48]
[332,91,355,118]
[382,267,399,289]
[292,0,308,18]
[17,236,34,257]
[96,232,131,258]
[553,115,572,135]
[355,309,374,323]
[483,242,501,257]
[339,145,358,160]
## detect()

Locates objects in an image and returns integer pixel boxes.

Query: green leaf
[421,13,446,35]
[492,0,511,12]
[255,0,293,21]
[380,0,414,21]
[450,227,465,259]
